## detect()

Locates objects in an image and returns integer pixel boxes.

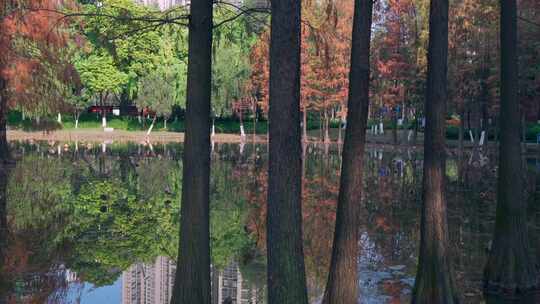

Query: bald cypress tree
[323,1,374,303]
[170,0,213,303]
[483,0,539,298]
[266,0,308,303]
[411,0,458,303]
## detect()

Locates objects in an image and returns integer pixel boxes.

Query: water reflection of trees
[2,141,539,303]
[3,141,257,302]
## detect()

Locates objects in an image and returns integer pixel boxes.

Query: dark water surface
[1,141,539,303]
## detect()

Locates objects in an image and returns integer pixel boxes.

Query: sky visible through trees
[0,0,539,303]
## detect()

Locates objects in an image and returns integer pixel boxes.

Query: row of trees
[248,0,540,144]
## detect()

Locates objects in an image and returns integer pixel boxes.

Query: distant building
[212,262,261,304]
[122,256,176,304]
[122,257,262,304]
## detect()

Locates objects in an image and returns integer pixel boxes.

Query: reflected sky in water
[1,141,538,304]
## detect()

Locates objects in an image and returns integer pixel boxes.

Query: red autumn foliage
[0,0,77,113]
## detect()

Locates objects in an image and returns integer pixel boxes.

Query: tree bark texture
[267,1,308,304]
[412,0,459,303]
[483,0,539,298]
[323,1,373,304]
[171,0,213,303]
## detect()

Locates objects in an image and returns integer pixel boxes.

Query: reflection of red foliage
[381,280,408,304]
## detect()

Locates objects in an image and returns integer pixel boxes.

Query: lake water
[1,141,539,304]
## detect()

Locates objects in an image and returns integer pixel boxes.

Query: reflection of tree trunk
[170,0,213,303]
[0,137,11,296]
[267,1,308,303]
[483,0,539,297]
[412,1,458,303]
[323,1,373,303]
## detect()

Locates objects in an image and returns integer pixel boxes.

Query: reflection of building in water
[212,262,261,304]
[136,0,190,10]
[122,256,176,304]
[122,258,261,304]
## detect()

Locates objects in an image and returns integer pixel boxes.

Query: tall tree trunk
[412,0,458,303]
[170,0,213,303]
[483,0,539,297]
[267,1,308,303]
[322,1,373,303]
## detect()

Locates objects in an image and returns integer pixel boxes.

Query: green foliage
[74,53,128,102]
[6,148,257,287]
[210,161,254,268]
[135,66,179,118]
[211,9,259,116]
[75,0,188,103]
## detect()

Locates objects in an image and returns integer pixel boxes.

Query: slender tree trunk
[267,1,308,303]
[146,115,157,136]
[0,77,8,160]
[521,112,526,152]
[459,109,464,150]
[412,0,458,303]
[102,111,107,128]
[413,116,419,145]
[324,109,330,143]
[170,0,213,303]
[483,0,539,297]
[303,108,308,142]
[323,1,373,303]
[392,110,398,145]
[253,106,257,141]
[240,112,246,138]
